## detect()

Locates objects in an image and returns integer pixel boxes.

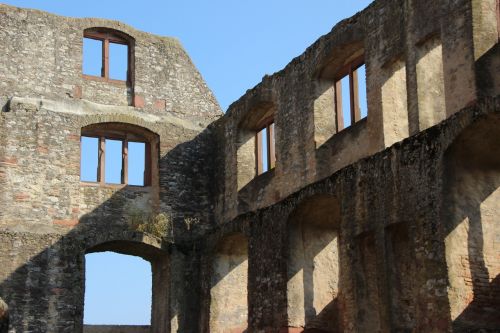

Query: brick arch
[83,230,164,260]
[80,117,162,136]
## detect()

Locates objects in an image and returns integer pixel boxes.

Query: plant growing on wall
[127,207,172,239]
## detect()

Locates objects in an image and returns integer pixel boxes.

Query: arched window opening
[237,102,276,189]
[80,122,158,187]
[334,55,367,130]
[83,251,152,329]
[83,28,134,84]
[313,41,367,146]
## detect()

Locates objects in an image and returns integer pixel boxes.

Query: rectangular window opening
[83,38,103,77]
[256,122,275,176]
[80,136,99,182]
[128,141,146,186]
[109,42,128,81]
[104,139,123,184]
[335,58,367,132]
[357,64,368,119]
[340,75,352,129]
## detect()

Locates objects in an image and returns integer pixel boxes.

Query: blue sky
[2,0,373,325]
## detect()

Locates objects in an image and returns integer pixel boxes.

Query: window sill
[80,181,151,192]
[82,74,128,87]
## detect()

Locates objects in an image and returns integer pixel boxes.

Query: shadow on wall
[0,298,8,333]
[286,195,341,333]
[208,232,249,333]
[442,112,500,332]
[0,124,219,333]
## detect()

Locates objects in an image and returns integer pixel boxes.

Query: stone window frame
[80,123,157,187]
[334,55,366,131]
[82,28,135,86]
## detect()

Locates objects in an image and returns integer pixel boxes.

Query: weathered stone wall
[0,4,221,332]
[83,325,150,333]
[0,4,221,125]
[0,0,498,332]
[216,0,489,222]
[201,98,499,332]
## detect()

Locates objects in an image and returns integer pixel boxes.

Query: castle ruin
[0,0,499,332]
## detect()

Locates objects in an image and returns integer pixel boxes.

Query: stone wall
[0,0,498,332]
[0,4,221,125]
[200,98,499,332]
[83,325,150,333]
[0,4,221,332]
[216,0,496,222]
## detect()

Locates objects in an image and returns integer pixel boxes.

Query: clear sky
[2,0,373,325]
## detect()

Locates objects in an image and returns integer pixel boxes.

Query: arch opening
[287,195,341,332]
[443,114,500,331]
[82,239,169,333]
[83,251,152,328]
[209,233,249,333]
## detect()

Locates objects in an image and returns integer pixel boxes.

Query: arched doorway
[82,237,169,333]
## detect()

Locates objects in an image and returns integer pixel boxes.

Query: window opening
[340,76,352,129]
[109,42,128,81]
[256,121,275,175]
[357,64,368,118]
[334,57,367,131]
[80,133,151,186]
[80,136,99,182]
[104,139,123,184]
[83,38,103,78]
[128,142,146,186]
[83,29,131,83]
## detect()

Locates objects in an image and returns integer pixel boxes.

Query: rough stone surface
[0,298,8,333]
[0,0,498,333]
[83,326,150,333]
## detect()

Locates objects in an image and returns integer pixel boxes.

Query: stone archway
[82,232,169,333]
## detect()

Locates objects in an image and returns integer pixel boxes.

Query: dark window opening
[83,29,132,84]
[334,56,367,131]
[256,121,275,175]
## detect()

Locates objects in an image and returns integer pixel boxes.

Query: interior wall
[354,231,381,333]
[287,195,340,332]
[416,35,446,131]
[443,114,500,331]
[209,233,248,333]
[385,223,416,331]
[380,58,409,147]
